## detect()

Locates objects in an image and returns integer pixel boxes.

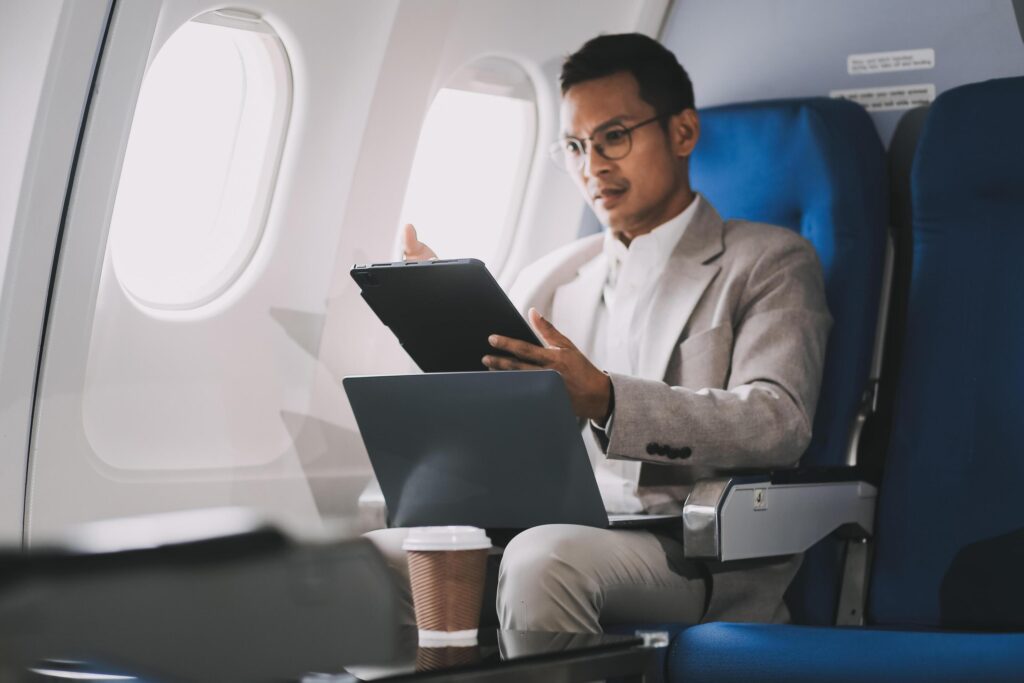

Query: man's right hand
[401,224,438,261]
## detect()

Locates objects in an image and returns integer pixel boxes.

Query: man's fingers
[401,223,438,261]
[488,335,552,364]
[401,224,417,254]
[528,308,573,349]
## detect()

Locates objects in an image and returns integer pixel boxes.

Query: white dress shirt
[584,195,701,513]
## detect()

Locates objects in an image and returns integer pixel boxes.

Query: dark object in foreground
[0,509,402,683]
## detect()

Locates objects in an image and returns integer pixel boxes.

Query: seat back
[690,98,888,624]
[868,76,1024,630]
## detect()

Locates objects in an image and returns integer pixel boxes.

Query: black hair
[560,33,695,119]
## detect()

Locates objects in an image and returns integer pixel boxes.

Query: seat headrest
[912,76,1024,225]
[692,97,886,264]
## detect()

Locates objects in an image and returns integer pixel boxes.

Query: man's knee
[364,527,412,581]
[497,525,601,632]
[500,525,597,582]
[363,527,417,625]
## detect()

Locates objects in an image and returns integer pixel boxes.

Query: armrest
[682,468,877,562]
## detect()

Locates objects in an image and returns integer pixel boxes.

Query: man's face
[559,71,697,240]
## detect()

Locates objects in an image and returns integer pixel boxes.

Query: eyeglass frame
[547,113,667,172]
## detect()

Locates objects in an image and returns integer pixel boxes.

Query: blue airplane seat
[689,98,888,626]
[607,97,888,682]
[671,76,1024,682]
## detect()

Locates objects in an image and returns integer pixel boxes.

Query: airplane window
[108,12,291,311]
[398,58,536,270]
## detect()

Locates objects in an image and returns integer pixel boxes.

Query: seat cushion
[604,622,691,683]
[672,623,1024,683]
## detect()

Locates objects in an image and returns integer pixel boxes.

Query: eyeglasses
[548,114,664,172]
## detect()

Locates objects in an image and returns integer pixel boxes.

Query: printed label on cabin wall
[847,48,935,75]
[829,84,935,111]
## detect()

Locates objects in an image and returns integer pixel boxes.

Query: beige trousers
[364,524,707,634]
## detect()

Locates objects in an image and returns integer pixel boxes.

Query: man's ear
[671,109,700,159]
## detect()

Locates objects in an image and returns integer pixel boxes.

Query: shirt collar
[601,194,701,285]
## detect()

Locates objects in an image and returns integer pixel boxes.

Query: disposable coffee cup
[402,526,491,644]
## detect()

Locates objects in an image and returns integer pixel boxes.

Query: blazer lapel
[637,198,726,379]
[551,254,607,352]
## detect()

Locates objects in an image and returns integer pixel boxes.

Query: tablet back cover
[352,259,540,372]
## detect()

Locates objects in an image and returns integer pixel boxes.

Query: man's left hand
[483,308,612,422]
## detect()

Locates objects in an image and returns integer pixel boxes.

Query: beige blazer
[509,197,832,622]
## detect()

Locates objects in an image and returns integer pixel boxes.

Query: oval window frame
[107,9,293,313]
[396,56,538,275]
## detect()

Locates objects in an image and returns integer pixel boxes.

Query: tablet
[351,258,542,372]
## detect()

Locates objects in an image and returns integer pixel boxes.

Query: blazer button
[646,443,658,455]
[679,447,692,459]
[659,445,671,456]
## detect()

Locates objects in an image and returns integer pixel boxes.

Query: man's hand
[482,308,612,422]
[401,224,438,261]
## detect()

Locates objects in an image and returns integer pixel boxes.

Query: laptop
[342,370,680,530]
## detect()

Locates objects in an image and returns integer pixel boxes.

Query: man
[368,33,831,632]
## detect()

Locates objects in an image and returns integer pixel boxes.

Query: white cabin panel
[0,0,111,545]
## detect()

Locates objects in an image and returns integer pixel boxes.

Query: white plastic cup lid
[402,526,491,551]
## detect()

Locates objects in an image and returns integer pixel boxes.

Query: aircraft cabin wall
[3,0,670,545]
[662,0,1024,145]
[0,3,59,545]
[0,1,112,545]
